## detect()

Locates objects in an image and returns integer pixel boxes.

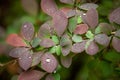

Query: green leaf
[56,45,61,56]
[68,16,77,33]
[53,73,60,80]
[49,46,56,54]
[31,37,41,48]
[77,16,82,24]
[52,35,59,44]
[95,26,101,34]
[72,34,83,42]
[85,30,94,39]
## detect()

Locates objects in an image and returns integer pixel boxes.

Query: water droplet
[83,13,86,15]
[28,57,31,59]
[46,58,51,63]
[19,58,21,60]
[24,25,27,28]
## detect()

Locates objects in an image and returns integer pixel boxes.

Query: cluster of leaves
[4,0,120,80]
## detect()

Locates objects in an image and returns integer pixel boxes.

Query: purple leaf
[115,29,120,38]
[41,0,58,16]
[40,38,55,48]
[21,22,34,41]
[85,8,98,28]
[94,34,110,46]
[45,74,54,80]
[61,55,72,68]
[109,7,120,24]
[71,41,86,53]
[112,37,120,52]
[85,41,99,55]
[41,53,58,73]
[18,70,46,80]
[31,52,44,67]
[74,24,89,34]
[18,50,32,70]
[60,0,74,5]
[9,47,28,58]
[79,3,98,10]
[52,10,68,36]
[21,0,38,16]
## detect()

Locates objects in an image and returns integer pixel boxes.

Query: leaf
[74,24,89,34]
[68,16,77,33]
[77,16,82,24]
[85,41,99,55]
[0,26,5,38]
[115,29,120,38]
[6,34,26,47]
[53,73,60,80]
[18,50,32,70]
[40,38,55,48]
[49,46,56,54]
[60,55,72,68]
[18,70,46,80]
[85,30,94,39]
[21,22,34,41]
[31,52,43,67]
[85,8,98,28]
[109,7,120,24]
[41,0,58,16]
[71,41,86,53]
[21,0,38,16]
[55,45,61,56]
[94,34,110,46]
[38,21,53,39]
[79,3,98,10]
[31,37,41,48]
[52,10,68,36]
[60,0,74,5]
[9,47,28,58]
[41,53,58,73]
[51,35,59,44]
[45,74,54,80]
[112,37,120,52]
[72,34,83,43]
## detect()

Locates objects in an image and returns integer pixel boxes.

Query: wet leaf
[41,0,58,16]
[6,34,26,47]
[85,8,98,28]
[41,53,58,73]
[85,41,99,55]
[74,24,89,34]
[94,34,110,46]
[112,37,120,52]
[21,22,34,41]
[31,52,43,67]
[53,11,68,36]
[79,3,98,10]
[71,41,86,53]
[45,74,54,80]
[40,38,55,48]
[21,0,38,16]
[61,55,72,68]
[18,50,32,70]
[109,7,120,24]
[38,21,53,39]
[18,70,46,80]
[9,47,28,58]
[31,37,41,48]
[72,34,83,43]
[60,0,74,5]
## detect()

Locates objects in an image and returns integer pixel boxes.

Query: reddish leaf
[6,34,26,47]
[52,10,68,36]
[71,41,86,53]
[74,24,89,34]
[0,44,6,54]
[31,52,44,66]
[109,7,120,24]
[112,37,120,52]
[94,34,110,46]
[38,21,54,39]
[45,74,54,80]
[85,8,98,28]
[60,0,74,4]
[85,41,99,55]
[18,70,46,80]
[9,47,28,58]
[18,50,32,70]
[40,38,55,48]
[21,0,38,16]
[79,3,98,10]
[41,0,58,16]
[61,55,72,68]
[41,53,58,73]
[21,22,34,41]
